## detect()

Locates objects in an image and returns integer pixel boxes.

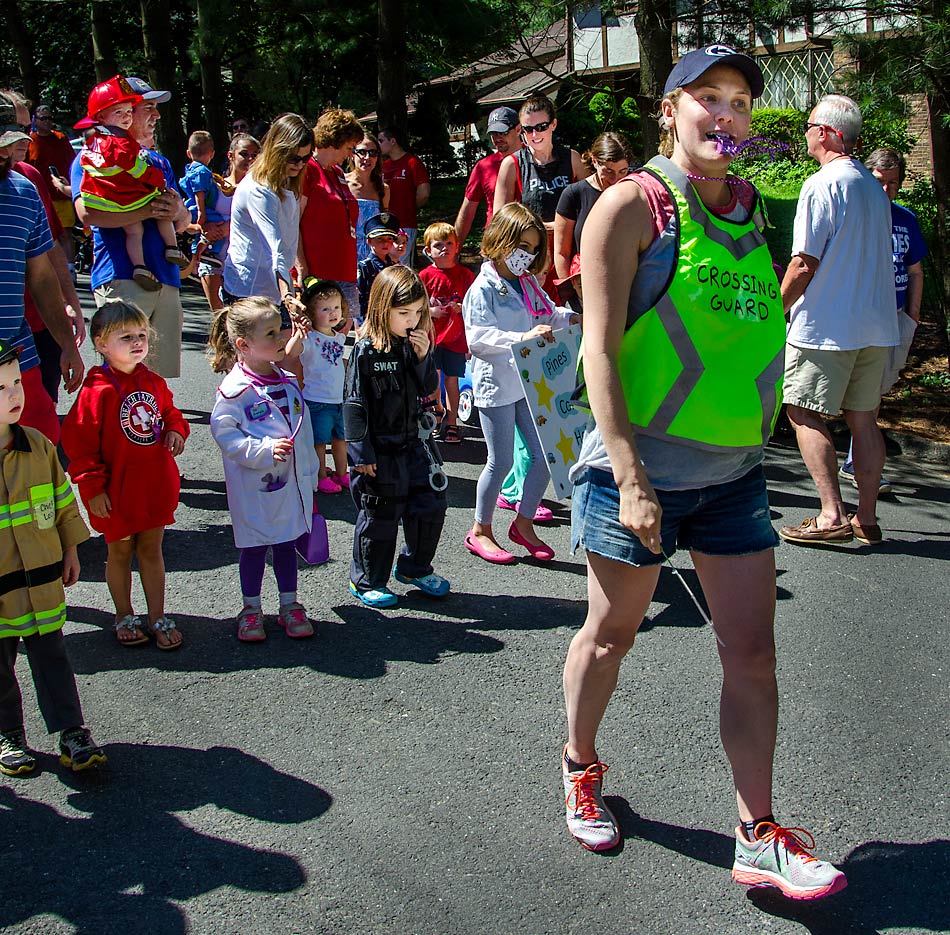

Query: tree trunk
[90,2,119,82]
[196,0,228,152]
[377,0,408,138]
[634,0,674,163]
[140,0,187,174]
[926,92,950,365]
[7,0,41,105]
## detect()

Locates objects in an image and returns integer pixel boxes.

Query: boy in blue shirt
[179,130,225,269]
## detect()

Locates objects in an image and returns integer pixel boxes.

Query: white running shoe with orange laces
[562,745,620,851]
[732,822,847,900]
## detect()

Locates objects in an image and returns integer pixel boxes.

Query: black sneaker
[59,726,107,772]
[0,727,36,776]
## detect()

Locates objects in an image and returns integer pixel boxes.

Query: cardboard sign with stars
[510,326,585,498]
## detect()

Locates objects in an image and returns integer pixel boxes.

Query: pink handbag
[295,505,329,565]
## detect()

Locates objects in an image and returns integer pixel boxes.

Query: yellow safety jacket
[0,425,89,639]
[618,156,785,452]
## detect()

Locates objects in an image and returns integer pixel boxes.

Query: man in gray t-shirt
[779,94,895,548]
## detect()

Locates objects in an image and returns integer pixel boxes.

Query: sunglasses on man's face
[232,123,249,131]
[35,114,52,121]
[354,148,379,158]
[521,120,552,135]
[286,153,312,165]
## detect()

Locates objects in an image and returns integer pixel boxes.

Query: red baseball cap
[554,253,582,285]
[74,75,142,129]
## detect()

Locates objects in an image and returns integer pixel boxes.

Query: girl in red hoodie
[62,300,189,649]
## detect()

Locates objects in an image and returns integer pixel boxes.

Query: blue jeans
[571,464,778,567]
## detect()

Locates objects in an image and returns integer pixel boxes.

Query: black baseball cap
[0,337,22,368]
[363,212,401,239]
[664,45,764,99]
[487,106,519,133]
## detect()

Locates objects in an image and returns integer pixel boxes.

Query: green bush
[555,78,643,155]
[732,107,816,195]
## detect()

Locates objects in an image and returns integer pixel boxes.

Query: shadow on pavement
[748,838,950,935]
[0,744,330,935]
[607,798,949,935]
[65,602,506,680]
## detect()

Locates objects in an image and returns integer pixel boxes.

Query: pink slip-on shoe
[495,495,554,523]
[331,472,350,489]
[318,475,343,494]
[464,530,516,565]
[508,521,554,561]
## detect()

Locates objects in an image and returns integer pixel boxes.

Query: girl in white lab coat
[209,297,318,642]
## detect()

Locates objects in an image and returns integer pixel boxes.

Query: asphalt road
[2,283,948,935]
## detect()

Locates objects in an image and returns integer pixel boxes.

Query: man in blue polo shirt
[71,76,190,378]
[0,94,83,443]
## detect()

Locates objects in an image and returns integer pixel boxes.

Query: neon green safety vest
[617,156,785,452]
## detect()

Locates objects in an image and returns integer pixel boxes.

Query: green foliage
[587,87,642,153]
[917,372,950,391]
[551,76,601,152]
[732,108,815,196]
[554,79,643,156]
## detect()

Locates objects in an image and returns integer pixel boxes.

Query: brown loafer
[847,514,883,544]
[778,516,854,545]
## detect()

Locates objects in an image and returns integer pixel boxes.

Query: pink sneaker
[277,602,314,638]
[332,472,350,489]
[317,475,343,494]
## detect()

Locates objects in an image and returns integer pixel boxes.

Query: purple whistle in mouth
[711,133,790,158]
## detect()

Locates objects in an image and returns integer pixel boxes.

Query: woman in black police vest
[493,93,588,298]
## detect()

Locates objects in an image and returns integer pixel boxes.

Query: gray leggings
[475,397,547,525]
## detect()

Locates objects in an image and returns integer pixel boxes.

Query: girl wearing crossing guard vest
[62,299,189,650]
[462,202,577,565]
[560,45,847,901]
[209,298,319,642]
[343,265,449,608]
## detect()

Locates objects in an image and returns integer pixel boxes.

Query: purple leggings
[239,541,298,597]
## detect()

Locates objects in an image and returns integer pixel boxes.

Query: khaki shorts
[94,280,183,378]
[783,344,889,415]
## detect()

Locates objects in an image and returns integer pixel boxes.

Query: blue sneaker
[839,462,893,495]
[349,581,398,608]
[393,569,451,598]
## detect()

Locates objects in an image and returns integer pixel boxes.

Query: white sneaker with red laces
[562,745,620,851]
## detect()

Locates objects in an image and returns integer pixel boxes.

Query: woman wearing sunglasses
[296,108,365,317]
[347,132,391,264]
[223,113,314,325]
[493,93,588,297]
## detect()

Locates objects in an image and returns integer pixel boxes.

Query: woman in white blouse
[223,113,314,324]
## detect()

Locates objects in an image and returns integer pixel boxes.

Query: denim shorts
[571,465,778,568]
[306,400,345,443]
[432,346,466,378]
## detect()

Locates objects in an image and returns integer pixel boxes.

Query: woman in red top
[62,300,189,650]
[296,108,364,316]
